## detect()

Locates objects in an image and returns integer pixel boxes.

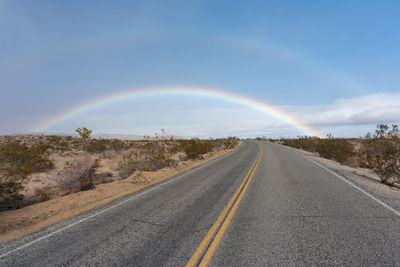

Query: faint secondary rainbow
[33,86,321,137]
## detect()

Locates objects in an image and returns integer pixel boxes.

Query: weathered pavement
[1,141,399,266]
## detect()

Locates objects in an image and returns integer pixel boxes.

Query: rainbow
[33,86,321,137]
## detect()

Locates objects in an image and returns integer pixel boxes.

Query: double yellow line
[186,143,263,267]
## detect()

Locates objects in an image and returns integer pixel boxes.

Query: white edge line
[296,151,400,217]
[0,146,241,259]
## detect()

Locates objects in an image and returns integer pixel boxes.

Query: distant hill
[91,133,144,140]
[92,133,185,140]
[1,133,185,140]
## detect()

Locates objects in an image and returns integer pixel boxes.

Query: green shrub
[86,139,129,153]
[0,141,53,210]
[119,160,137,179]
[181,138,215,159]
[110,139,126,151]
[85,139,108,153]
[316,138,357,166]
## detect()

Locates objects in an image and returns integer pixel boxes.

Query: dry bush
[46,135,70,151]
[280,136,320,152]
[96,172,114,184]
[138,140,177,170]
[146,150,177,170]
[34,186,52,202]
[55,157,98,195]
[85,139,130,153]
[360,138,400,185]
[315,138,357,166]
[0,141,53,210]
[118,160,137,179]
[223,137,239,149]
[280,136,357,167]
[180,139,215,159]
[85,139,108,153]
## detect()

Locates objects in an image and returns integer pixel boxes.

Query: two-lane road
[1,141,399,266]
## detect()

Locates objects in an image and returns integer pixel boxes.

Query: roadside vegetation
[270,124,400,187]
[0,129,239,211]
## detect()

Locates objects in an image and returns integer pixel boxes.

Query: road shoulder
[288,145,400,214]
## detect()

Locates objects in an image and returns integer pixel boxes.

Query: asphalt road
[1,141,399,266]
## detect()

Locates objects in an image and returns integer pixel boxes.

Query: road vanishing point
[1,141,399,266]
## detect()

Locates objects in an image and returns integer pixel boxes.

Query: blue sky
[1,0,399,137]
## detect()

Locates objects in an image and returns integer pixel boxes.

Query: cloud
[284,92,400,127]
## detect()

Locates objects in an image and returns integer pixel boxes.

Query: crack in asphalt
[129,218,164,227]
[192,223,213,234]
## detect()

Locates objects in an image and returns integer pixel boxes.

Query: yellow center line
[186,143,263,267]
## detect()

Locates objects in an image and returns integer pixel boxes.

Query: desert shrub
[34,186,52,202]
[281,136,320,152]
[46,135,70,151]
[140,164,154,171]
[142,141,155,151]
[223,137,239,149]
[138,140,177,170]
[56,140,69,151]
[0,141,53,173]
[315,138,357,166]
[281,136,357,166]
[181,138,215,159]
[119,160,137,179]
[85,139,129,153]
[0,141,53,210]
[374,141,400,185]
[146,150,177,170]
[110,139,126,151]
[96,172,114,184]
[360,138,400,185]
[56,157,98,194]
[169,140,180,154]
[86,139,108,153]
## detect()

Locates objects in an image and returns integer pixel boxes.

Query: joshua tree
[76,127,92,148]
[161,129,167,139]
[389,124,399,137]
[375,124,389,138]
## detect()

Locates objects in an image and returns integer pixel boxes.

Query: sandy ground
[0,143,241,245]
